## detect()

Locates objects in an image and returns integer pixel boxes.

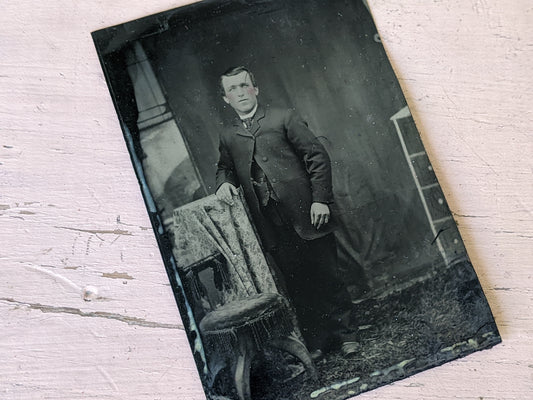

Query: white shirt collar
[239,103,258,120]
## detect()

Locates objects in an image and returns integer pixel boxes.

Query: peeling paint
[102,271,134,280]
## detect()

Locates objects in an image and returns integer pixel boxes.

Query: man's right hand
[216,182,239,205]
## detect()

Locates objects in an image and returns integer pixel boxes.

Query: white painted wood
[1,1,531,399]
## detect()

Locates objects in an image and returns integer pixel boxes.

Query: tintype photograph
[92,0,501,399]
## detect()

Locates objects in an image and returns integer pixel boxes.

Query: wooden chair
[182,252,317,400]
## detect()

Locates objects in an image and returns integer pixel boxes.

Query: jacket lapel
[233,119,253,138]
[250,106,265,137]
[233,105,266,138]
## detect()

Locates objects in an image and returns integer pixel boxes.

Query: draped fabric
[144,0,445,291]
[173,192,278,302]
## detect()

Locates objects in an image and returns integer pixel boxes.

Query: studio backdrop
[96,0,462,295]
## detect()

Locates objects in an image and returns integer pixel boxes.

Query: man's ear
[223,96,230,104]
[254,87,259,96]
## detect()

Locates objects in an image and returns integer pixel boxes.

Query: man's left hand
[310,202,330,230]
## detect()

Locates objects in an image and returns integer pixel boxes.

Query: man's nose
[236,87,245,96]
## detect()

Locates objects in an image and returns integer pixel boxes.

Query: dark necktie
[243,117,253,131]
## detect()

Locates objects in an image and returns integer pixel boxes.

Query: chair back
[181,252,236,321]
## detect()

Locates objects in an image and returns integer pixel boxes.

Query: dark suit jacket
[216,105,336,245]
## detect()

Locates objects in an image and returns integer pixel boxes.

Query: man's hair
[219,66,257,97]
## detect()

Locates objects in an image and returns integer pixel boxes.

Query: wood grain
[1,1,531,399]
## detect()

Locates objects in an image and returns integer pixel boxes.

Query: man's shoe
[341,341,360,357]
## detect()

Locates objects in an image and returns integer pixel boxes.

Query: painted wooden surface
[1,0,531,399]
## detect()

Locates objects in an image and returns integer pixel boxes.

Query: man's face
[221,71,259,116]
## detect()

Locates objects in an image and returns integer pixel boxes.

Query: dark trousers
[262,202,354,351]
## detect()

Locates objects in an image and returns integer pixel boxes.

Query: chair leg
[270,335,318,380]
[232,336,255,400]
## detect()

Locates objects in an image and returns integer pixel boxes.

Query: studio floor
[249,259,501,400]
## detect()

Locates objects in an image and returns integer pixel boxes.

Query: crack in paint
[0,297,183,330]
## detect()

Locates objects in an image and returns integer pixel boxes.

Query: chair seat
[198,292,317,400]
[200,292,287,332]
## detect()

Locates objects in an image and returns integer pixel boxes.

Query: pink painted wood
[1,1,531,399]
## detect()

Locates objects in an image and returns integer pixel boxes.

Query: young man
[215,66,356,357]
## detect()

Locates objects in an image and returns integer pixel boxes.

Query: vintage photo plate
[92,1,501,399]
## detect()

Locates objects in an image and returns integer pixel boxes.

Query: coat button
[262,156,268,162]
[271,178,277,183]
